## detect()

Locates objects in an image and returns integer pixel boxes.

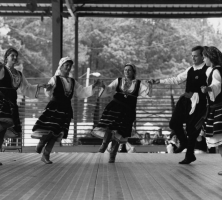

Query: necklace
[123,79,133,98]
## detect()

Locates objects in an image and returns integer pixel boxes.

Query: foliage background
[0,17,221,80]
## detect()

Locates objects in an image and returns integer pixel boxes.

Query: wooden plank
[1,151,222,199]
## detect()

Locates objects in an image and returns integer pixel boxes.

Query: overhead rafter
[0,0,69,17]
[0,0,222,18]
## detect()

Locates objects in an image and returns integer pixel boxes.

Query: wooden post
[52,0,63,75]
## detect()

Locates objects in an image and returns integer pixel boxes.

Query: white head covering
[55,56,73,77]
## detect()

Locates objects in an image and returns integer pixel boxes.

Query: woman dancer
[92,63,152,163]
[32,57,102,164]
[200,46,222,175]
[0,47,47,165]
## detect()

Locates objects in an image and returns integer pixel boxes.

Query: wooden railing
[2,78,185,150]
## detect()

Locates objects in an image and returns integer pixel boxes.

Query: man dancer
[151,46,208,164]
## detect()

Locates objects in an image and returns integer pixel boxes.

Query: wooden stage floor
[0,152,222,200]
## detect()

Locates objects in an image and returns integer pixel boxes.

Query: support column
[52,0,63,75]
[73,15,79,145]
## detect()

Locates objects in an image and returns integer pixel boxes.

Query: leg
[41,136,56,164]
[109,140,120,163]
[36,138,47,154]
[98,129,112,153]
[169,97,188,153]
[218,145,222,175]
[179,130,198,164]
[0,130,6,165]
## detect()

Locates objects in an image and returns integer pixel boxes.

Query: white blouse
[206,66,222,102]
[45,76,95,99]
[99,78,152,98]
[0,66,39,98]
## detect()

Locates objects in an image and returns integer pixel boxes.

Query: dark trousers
[169,96,205,158]
[0,130,6,149]
[39,134,57,156]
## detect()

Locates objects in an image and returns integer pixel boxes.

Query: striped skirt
[204,104,222,147]
[95,100,136,138]
[32,100,72,139]
[205,105,222,136]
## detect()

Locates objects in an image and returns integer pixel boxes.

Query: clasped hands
[146,79,160,84]
[92,79,105,89]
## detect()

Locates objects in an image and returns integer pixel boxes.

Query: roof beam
[0,6,68,12]
[0,12,69,17]
[0,0,52,3]
[73,0,222,4]
[75,7,222,13]
[77,13,222,18]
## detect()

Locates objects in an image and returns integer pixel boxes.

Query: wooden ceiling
[1,0,222,18]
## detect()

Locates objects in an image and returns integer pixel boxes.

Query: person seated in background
[166,132,179,153]
[152,131,166,145]
[141,132,152,145]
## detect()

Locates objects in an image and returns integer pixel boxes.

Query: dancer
[92,63,152,163]
[32,57,102,164]
[150,46,208,164]
[0,47,48,165]
[199,46,222,174]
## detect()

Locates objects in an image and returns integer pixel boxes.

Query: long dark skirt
[96,100,136,138]
[32,100,72,139]
[0,96,21,137]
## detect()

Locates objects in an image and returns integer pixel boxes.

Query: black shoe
[41,155,53,164]
[179,156,196,164]
[0,162,2,165]
[218,171,222,175]
[174,144,187,153]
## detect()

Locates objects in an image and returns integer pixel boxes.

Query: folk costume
[203,66,222,148]
[92,73,151,163]
[160,62,208,163]
[32,57,95,164]
[0,49,41,160]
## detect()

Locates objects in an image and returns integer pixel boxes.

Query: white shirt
[45,76,95,99]
[100,78,152,98]
[160,62,205,85]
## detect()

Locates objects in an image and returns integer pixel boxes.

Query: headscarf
[54,56,73,77]
[203,46,222,67]
[124,63,137,79]
[4,47,18,64]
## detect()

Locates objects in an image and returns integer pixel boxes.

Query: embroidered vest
[113,78,141,110]
[0,66,22,103]
[52,76,75,103]
[186,64,208,102]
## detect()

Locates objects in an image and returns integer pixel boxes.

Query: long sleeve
[99,78,119,98]
[207,68,221,102]
[44,77,56,98]
[73,81,95,99]
[160,67,190,85]
[19,73,39,98]
[138,81,152,97]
